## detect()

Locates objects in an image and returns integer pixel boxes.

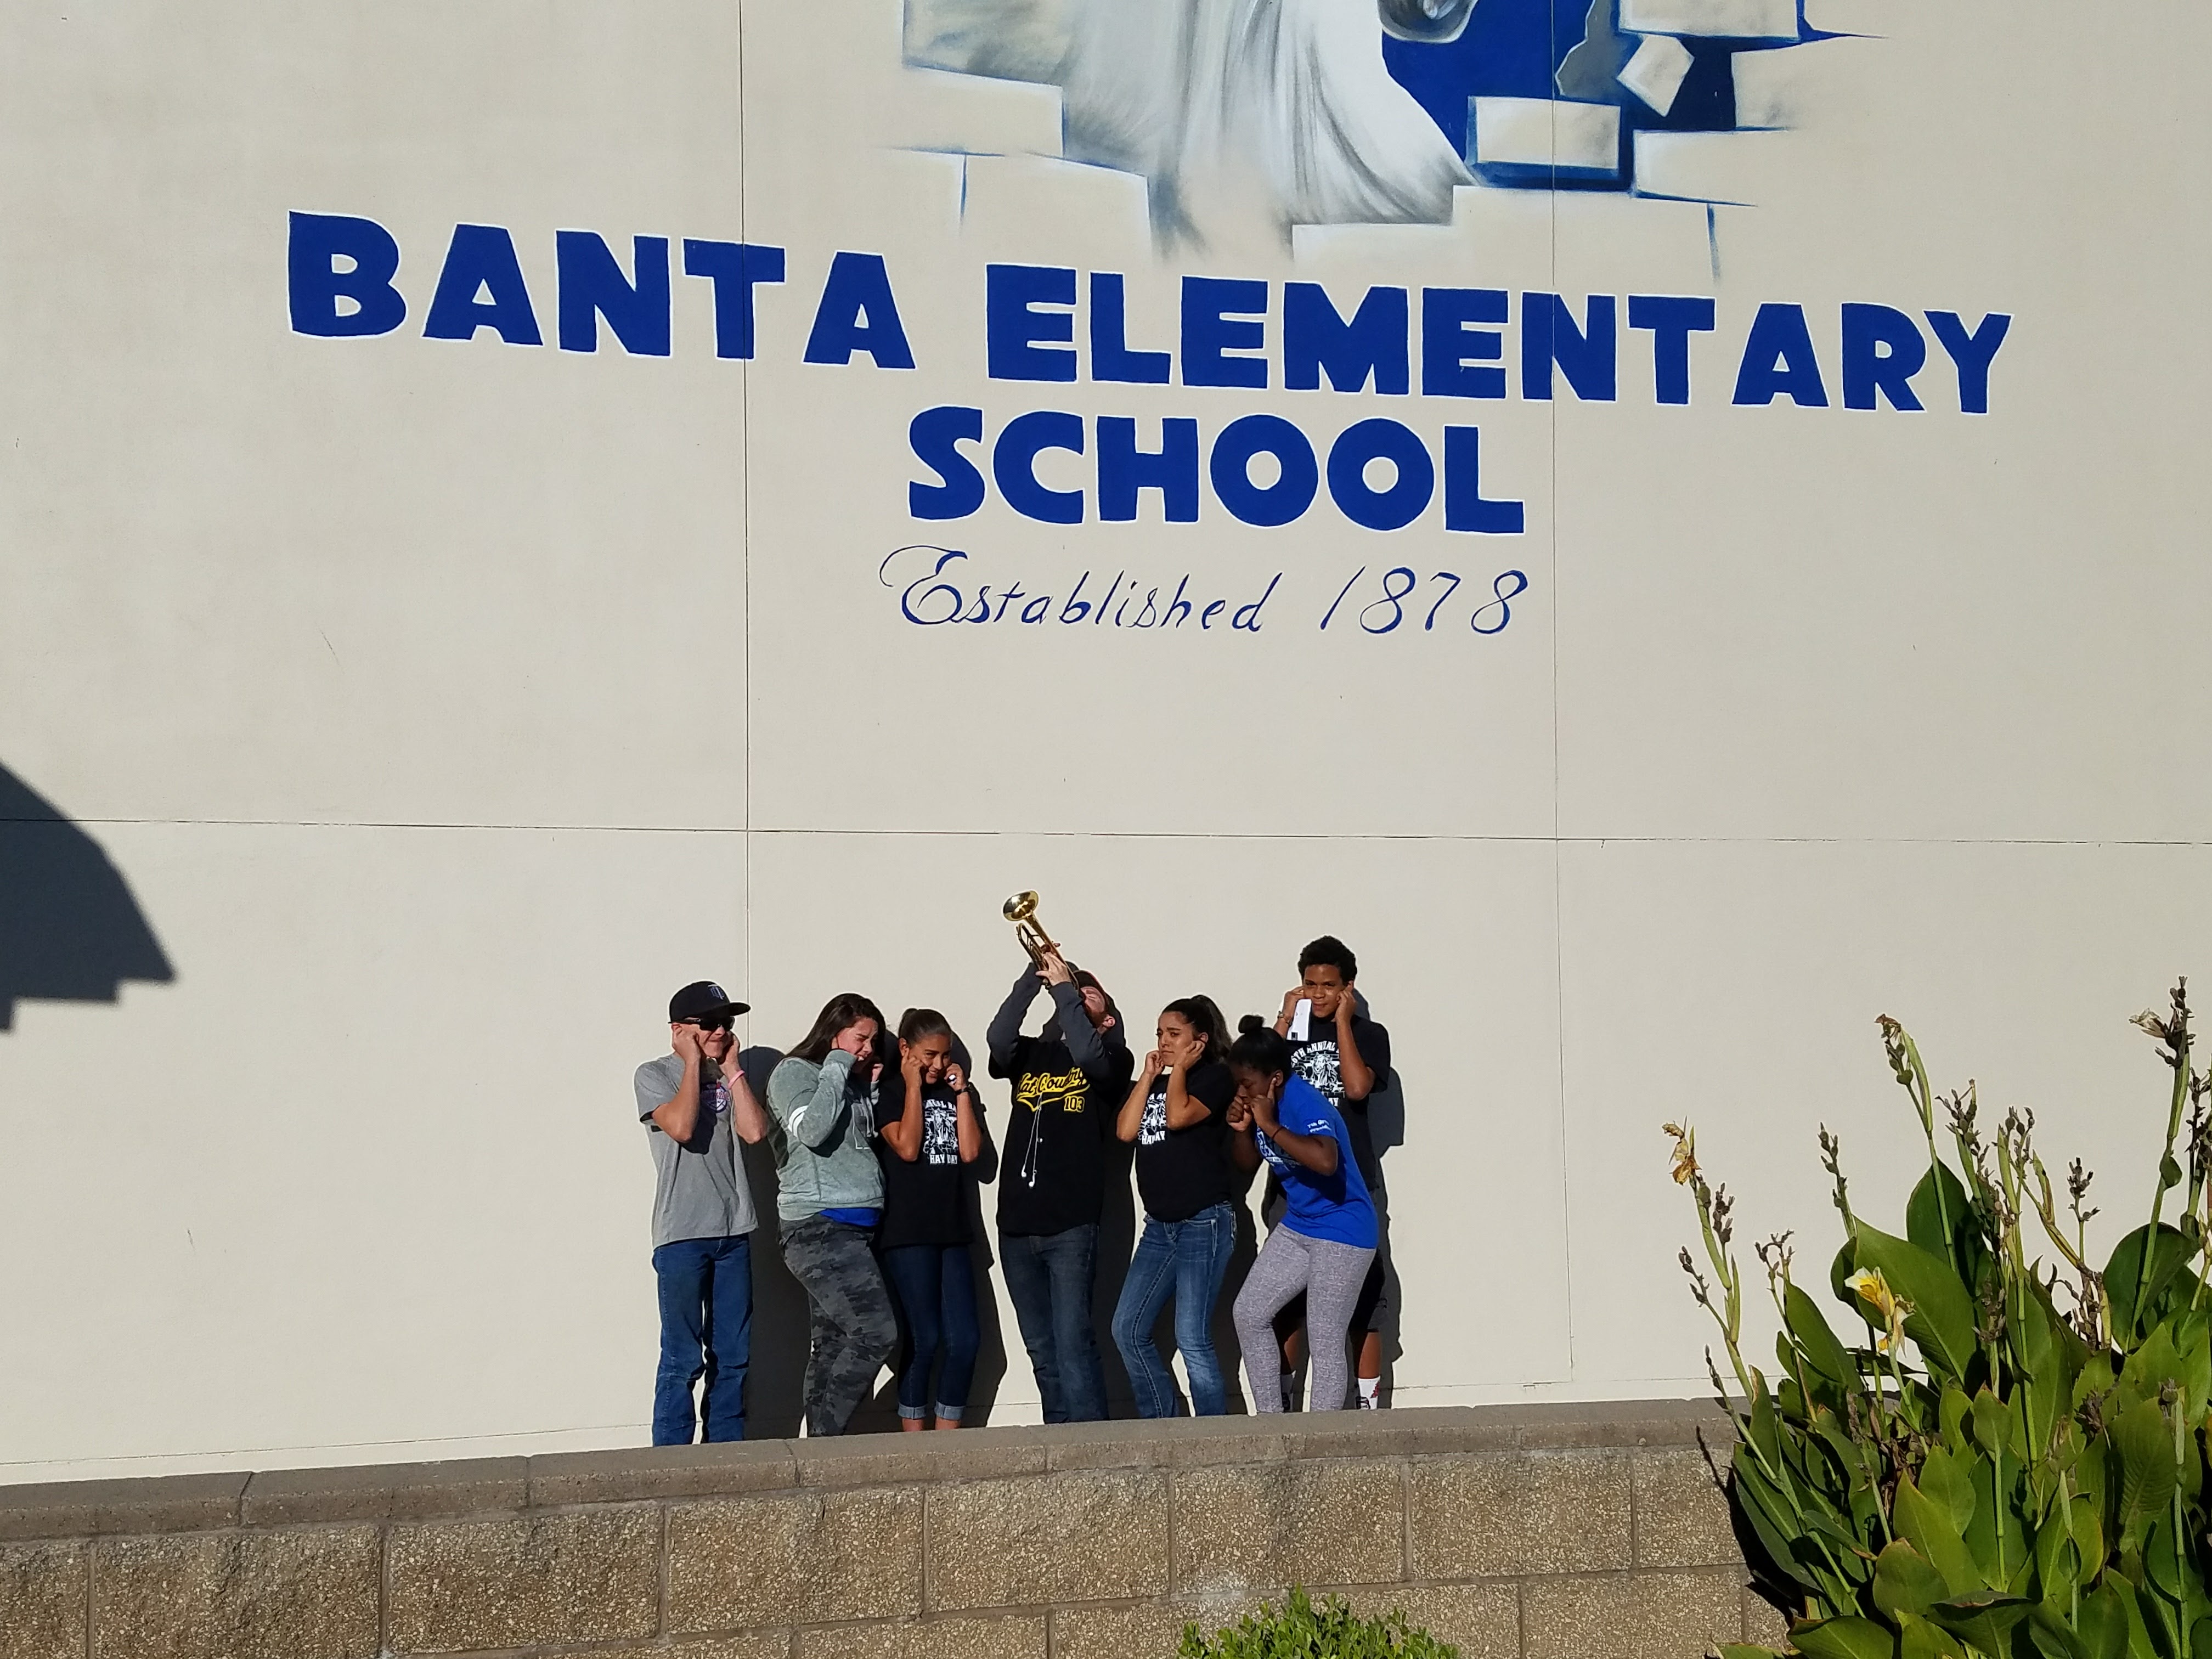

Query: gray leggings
[1233,1226,1375,1413]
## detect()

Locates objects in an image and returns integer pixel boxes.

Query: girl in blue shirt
[1224,1016,1376,1413]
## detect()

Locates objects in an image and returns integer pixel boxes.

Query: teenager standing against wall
[1269,935,1394,1408]
[634,980,772,1444]
[1110,996,1237,1418]
[1226,1017,1378,1416]
[874,1008,986,1431]
[767,994,899,1437]
[987,946,1133,1423]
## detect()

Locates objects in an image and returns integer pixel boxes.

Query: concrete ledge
[240,1455,529,1526]
[0,1471,249,1542]
[528,1440,802,1508]
[0,1402,1757,1659]
[0,1401,1731,1538]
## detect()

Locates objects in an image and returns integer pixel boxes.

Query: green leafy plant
[1177,1587,1459,1658]
[1667,981,2212,1659]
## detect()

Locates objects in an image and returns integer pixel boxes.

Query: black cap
[669,980,749,1023]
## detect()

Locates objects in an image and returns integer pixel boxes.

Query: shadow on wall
[735,1045,810,1440]
[0,763,173,1030]
[1362,1059,1408,1406]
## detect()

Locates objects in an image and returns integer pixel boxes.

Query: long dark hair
[789,992,888,1066]
[1161,994,1229,1063]
[1227,1013,1295,1081]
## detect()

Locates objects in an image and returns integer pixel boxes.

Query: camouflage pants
[780,1215,899,1437]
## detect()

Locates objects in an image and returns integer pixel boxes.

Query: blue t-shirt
[1254,1075,1376,1250]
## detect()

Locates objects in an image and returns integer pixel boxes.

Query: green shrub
[1666,981,2212,1659]
[1177,1588,1459,1658]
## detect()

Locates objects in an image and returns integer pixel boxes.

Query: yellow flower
[1846,1268,1910,1354]
[1663,1122,1699,1186]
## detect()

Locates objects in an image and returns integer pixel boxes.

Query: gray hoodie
[765,1048,887,1223]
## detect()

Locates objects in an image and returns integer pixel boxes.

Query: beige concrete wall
[0,1402,1776,1659]
[3,1,2210,1479]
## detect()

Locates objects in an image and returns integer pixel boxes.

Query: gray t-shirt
[634,1053,759,1249]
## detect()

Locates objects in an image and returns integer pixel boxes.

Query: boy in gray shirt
[635,980,771,1443]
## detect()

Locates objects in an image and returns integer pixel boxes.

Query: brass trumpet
[1002,890,1068,973]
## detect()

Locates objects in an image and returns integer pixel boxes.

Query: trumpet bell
[1003,890,1039,923]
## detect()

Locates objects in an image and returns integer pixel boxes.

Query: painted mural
[906,0,1824,245]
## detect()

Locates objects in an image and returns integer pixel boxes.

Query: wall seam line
[1545,41,1577,1408]
[657,1500,671,1636]
[737,0,754,1065]
[919,1479,933,1616]
[35,817,2212,851]
[1398,1454,1410,1583]
[1627,1447,1640,1572]
[1165,1462,1178,1602]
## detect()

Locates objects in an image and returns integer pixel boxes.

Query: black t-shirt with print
[992,1032,1134,1237]
[1290,1014,1391,1115]
[1133,1057,1236,1223]
[1267,1013,1393,1214]
[873,1070,977,1249]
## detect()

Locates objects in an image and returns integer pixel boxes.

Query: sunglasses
[685,1016,735,1034]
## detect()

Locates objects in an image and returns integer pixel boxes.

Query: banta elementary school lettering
[288,213,2013,536]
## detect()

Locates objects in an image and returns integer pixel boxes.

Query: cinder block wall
[0,1402,1787,1659]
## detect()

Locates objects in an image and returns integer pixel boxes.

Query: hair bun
[1237,1013,1266,1036]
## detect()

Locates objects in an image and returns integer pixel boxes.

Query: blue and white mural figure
[911,0,1477,244]
[908,0,1813,245]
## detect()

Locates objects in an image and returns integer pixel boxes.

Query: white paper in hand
[1289,1000,1312,1042]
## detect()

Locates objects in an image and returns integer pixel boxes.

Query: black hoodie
[987,967,1133,1237]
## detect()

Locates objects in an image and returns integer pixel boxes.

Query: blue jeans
[1110,1201,1236,1418]
[651,1234,752,1444]
[879,1243,981,1422]
[999,1223,1107,1423]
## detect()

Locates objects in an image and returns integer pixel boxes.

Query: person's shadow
[734,1044,809,1439]
[1359,1058,1408,1404]
[0,761,173,1030]
[1088,1132,1141,1414]
[947,1110,1012,1424]
[1333,985,1407,1409]
[1193,1156,1266,1413]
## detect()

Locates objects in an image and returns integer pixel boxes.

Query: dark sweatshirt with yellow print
[986,966,1134,1237]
